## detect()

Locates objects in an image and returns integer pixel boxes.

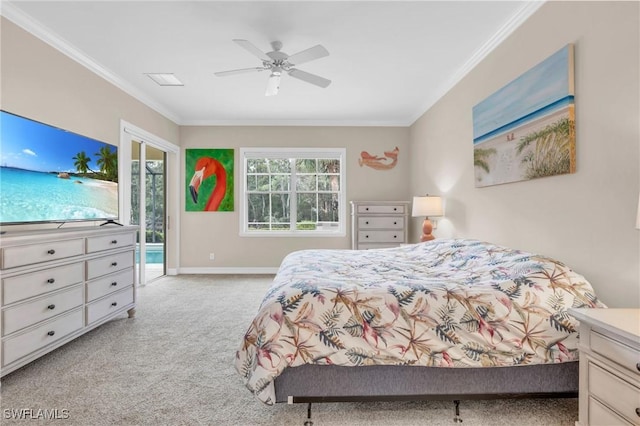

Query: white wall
[409,1,640,308]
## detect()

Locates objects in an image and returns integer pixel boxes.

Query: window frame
[239,147,347,237]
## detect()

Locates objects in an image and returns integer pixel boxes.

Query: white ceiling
[3,1,543,126]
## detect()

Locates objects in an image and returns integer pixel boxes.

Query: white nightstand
[569,308,640,425]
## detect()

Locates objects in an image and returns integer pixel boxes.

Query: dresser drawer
[358,230,404,243]
[1,238,84,269]
[86,251,134,280]
[357,205,405,214]
[592,330,640,378]
[86,286,134,325]
[2,285,84,336]
[86,232,135,253]
[358,243,402,250]
[589,396,633,426]
[86,268,134,302]
[589,362,640,424]
[2,262,83,305]
[2,308,83,367]
[358,217,404,229]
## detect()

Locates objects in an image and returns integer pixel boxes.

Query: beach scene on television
[0,111,118,224]
[472,44,575,188]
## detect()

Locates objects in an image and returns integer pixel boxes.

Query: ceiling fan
[215,39,331,96]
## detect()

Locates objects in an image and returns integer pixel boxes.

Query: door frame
[119,120,180,285]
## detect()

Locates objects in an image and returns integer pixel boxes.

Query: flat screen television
[0,110,119,226]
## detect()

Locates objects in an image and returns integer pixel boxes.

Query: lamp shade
[412,196,443,217]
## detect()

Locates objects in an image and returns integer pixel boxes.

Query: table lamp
[412,195,443,242]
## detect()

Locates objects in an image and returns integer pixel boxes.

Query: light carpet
[0,274,578,425]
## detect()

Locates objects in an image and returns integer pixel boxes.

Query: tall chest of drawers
[350,201,410,250]
[569,308,640,426]
[0,226,138,377]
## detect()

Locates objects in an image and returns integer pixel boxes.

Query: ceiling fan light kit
[215,39,331,96]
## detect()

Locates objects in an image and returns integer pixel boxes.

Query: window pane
[248,223,271,230]
[246,174,258,191]
[297,174,316,191]
[271,174,290,191]
[247,194,270,223]
[248,158,268,173]
[268,158,291,173]
[297,193,317,223]
[296,158,317,173]
[253,175,269,191]
[317,175,340,191]
[271,194,290,223]
[318,159,340,173]
[318,193,340,222]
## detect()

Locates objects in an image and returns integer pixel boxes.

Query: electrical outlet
[432,219,438,230]
[209,253,215,261]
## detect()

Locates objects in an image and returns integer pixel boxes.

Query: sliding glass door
[131,141,166,284]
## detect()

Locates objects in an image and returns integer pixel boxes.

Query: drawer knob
[394,222,397,225]
[47,304,55,310]
[111,302,118,307]
[365,208,369,211]
[47,249,56,255]
[111,262,118,267]
[365,221,369,225]
[365,235,369,239]
[47,278,55,284]
[111,240,118,244]
[47,331,55,336]
[394,235,397,238]
[393,208,397,211]
[111,282,118,287]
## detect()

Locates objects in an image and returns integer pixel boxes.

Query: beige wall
[0,18,181,268]
[179,126,410,269]
[409,1,640,308]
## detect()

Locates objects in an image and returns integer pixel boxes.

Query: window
[240,147,346,236]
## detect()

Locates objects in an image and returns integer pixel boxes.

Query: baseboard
[178,267,278,274]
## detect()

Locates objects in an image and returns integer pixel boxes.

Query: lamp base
[420,218,435,242]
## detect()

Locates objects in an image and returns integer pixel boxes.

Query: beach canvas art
[472,44,575,187]
[185,148,234,212]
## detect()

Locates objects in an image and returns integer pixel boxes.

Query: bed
[235,239,605,412]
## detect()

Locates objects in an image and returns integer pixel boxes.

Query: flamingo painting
[185,149,234,211]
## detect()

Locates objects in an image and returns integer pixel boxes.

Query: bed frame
[274,362,578,424]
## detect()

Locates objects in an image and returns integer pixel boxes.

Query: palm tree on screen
[73,151,91,174]
[95,145,118,181]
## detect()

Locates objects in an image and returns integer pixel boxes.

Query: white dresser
[350,201,410,250]
[569,308,640,426]
[0,225,138,377]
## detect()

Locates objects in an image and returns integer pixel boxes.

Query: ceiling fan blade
[265,74,281,96]
[288,69,331,88]
[214,67,266,77]
[287,44,329,66]
[233,39,271,62]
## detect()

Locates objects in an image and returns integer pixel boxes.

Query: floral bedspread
[235,239,605,404]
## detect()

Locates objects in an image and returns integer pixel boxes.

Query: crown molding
[180,118,412,127]
[407,0,546,126]
[1,1,183,125]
